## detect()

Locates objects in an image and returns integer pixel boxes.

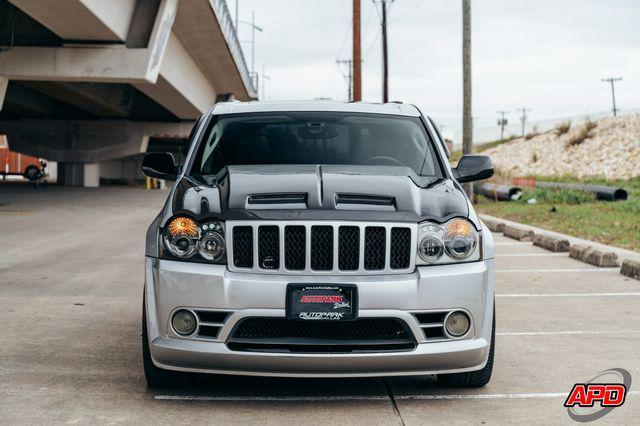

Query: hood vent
[246,193,308,209]
[334,193,396,211]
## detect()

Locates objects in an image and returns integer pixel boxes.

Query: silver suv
[141,101,495,387]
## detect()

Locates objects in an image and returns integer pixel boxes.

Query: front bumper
[145,257,494,377]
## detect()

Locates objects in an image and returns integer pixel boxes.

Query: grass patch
[477,176,640,251]
[519,187,596,205]
[565,119,597,147]
[554,121,571,136]
[477,135,518,152]
[449,136,518,164]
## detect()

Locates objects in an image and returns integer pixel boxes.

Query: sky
[232,0,640,133]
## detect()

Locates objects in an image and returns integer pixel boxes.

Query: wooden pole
[353,0,362,101]
[381,0,389,103]
[462,0,473,197]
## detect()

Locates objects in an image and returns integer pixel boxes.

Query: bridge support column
[0,77,8,111]
[58,162,100,187]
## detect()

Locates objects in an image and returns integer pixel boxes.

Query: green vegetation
[565,119,597,147]
[449,135,518,164]
[477,176,640,251]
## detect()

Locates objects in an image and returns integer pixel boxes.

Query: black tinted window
[192,112,442,177]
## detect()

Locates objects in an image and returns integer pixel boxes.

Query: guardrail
[208,0,258,98]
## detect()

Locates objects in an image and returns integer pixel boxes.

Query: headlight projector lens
[418,235,444,262]
[443,219,478,260]
[171,310,197,335]
[198,232,225,261]
[445,311,471,337]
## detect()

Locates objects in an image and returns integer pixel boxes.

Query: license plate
[286,284,358,321]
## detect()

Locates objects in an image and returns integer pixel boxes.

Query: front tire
[437,309,495,388]
[142,297,189,387]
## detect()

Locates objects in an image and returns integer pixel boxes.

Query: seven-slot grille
[228,221,416,274]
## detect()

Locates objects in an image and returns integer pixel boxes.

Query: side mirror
[142,153,179,180]
[453,154,494,183]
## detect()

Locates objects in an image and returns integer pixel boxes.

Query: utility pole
[381,0,391,103]
[337,59,353,101]
[497,110,508,139]
[461,0,473,197]
[601,77,622,116]
[353,0,362,101]
[516,108,530,137]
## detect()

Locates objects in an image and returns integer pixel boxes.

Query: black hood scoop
[169,165,471,224]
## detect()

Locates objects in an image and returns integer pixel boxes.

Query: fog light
[171,310,197,336]
[444,311,470,337]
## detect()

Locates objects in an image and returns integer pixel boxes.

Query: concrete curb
[479,213,640,277]
[532,234,570,252]
[502,225,534,241]
[482,217,505,233]
[621,259,640,281]
[569,244,619,267]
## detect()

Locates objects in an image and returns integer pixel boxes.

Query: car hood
[166,165,474,225]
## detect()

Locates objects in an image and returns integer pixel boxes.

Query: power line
[260,65,270,100]
[388,0,426,24]
[336,59,354,101]
[363,28,380,59]
[362,0,376,39]
[325,24,351,98]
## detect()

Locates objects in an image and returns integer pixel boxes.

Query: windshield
[191,112,443,177]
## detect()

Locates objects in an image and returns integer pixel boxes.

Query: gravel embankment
[483,113,640,179]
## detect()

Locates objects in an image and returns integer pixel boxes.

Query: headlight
[418,235,444,262]
[416,218,480,265]
[444,219,477,259]
[162,216,226,263]
[198,228,225,261]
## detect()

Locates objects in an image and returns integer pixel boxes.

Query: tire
[142,297,189,387]
[24,165,42,181]
[437,309,495,388]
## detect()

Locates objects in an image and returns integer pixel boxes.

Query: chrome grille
[227,221,417,274]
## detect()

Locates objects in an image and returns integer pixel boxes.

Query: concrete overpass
[0,0,257,186]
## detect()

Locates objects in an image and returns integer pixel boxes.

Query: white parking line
[497,330,640,336]
[397,391,640,401]
[155,395,390,401]
[496,253,567,257]
[494,242,531,246]
[497,292,640,298]
[155,391,640,402]
[495,268,619,273]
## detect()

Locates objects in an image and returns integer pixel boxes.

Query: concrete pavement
[0,184,638,424]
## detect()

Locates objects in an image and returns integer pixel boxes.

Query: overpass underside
[0,0,256,186]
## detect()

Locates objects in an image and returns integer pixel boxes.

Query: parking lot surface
[1,184,638,424]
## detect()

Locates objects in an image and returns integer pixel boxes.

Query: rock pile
[482,113,640,179]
